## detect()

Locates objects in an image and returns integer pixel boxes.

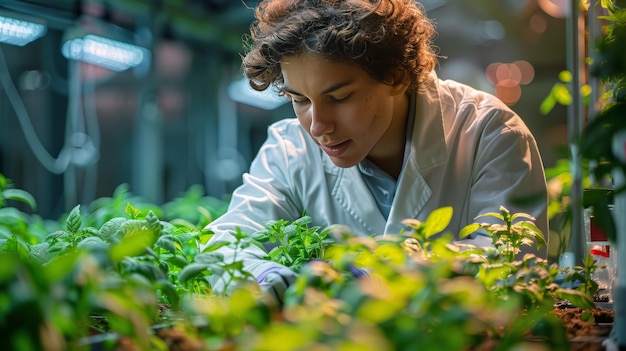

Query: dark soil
[551,306,614,351]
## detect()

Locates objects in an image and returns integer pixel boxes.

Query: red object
[590,247,610,258]
[590,217,609,242]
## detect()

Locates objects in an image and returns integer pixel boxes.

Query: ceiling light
[0,15,46,46]
[61,34,150,72]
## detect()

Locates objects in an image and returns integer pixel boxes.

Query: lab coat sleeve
[200,121,307,293]
[469,112,549,256]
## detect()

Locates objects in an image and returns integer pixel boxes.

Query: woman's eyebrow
[283,80,353,96]
[282,86,301,95]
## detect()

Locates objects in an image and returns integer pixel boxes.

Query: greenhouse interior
[0,0,624,350]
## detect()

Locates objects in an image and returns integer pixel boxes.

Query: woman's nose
[309,104,334,137]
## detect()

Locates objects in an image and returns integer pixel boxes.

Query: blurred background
[0,0,570,219]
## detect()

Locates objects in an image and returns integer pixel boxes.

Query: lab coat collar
[322,154,382,234]
[385,71,449,234]
[410,71,448,171]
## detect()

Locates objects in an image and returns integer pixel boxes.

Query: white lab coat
[203,71,548,285]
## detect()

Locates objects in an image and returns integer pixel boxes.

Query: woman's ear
[390,72,410,96]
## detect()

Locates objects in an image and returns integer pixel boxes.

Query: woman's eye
[292,97,309,104]
[331,93,352,102]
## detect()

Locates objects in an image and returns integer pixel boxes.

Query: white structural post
[566,0,585,265]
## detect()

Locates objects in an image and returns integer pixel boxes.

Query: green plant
[457,206,595,310]
[540,69,592,115]
[400,206,455,257]
[0,208,165,350]
[561,253,602,298]
[460,206,546,262]
[580,0,626,243]
[0,173,608,350]
[258,206,577,350]
[85,183,162,229]
[0,173,37,210]
[0,176,232,350]
[178,226,255,295]
[252,214,334,271]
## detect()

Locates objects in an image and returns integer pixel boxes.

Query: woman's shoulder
[433,78,534,141]
[268,118,304,134]
[438,79,508,110]
[263,118,321,159]
[267,118,310,142]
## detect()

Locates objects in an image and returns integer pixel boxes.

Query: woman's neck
[366,93,411,180]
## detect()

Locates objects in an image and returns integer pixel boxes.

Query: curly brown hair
[241,0,438,93]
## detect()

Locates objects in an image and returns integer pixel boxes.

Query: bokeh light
[485,60,535,105]
[529,14,548,34]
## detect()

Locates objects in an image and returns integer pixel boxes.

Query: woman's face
[280,53,409,169]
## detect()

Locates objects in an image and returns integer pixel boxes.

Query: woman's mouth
[320,140,351,157]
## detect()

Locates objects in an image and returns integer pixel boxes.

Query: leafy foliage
[0,174,603,350]
[460,206,546,262]
[252,215,334,271]
[580,0,626,243]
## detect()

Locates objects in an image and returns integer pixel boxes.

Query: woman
[203,0,548,304]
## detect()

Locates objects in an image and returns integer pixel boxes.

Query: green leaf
[459,223,480,239]
[2,189,37,210]
[167,255,189,268]
[475,212,504,221]
[145,211,162,236]
[558,70,572,83]
[27,243,49,264]
[510,212,535,222]
[1,236,29,260]
[252,231,270,242]
[156,236,178,255]
[99,217,127,242]
[66,205,82,233]
[294,215,313,226]
[46,230,69,243]
[582,102,626,160]
[77,236,108,251]
[423,206,453,238]
[202,241,230,252]
[125,202,141,219]
[109,228,156,262]
[156,279,180,310]
[178,263,210,284]
[540,94,557,115]
[43,251,80,282]
[479,264,512,287]
[554,84,572,105]
[520,222,546,247]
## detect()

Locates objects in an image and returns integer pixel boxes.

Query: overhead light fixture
[61,34,150,72]
[0,14,47,46]
[228,78,289,110]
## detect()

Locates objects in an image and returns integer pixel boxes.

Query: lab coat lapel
[384,73,448,235]
[385,160,431,235]
[323,154,386,235]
